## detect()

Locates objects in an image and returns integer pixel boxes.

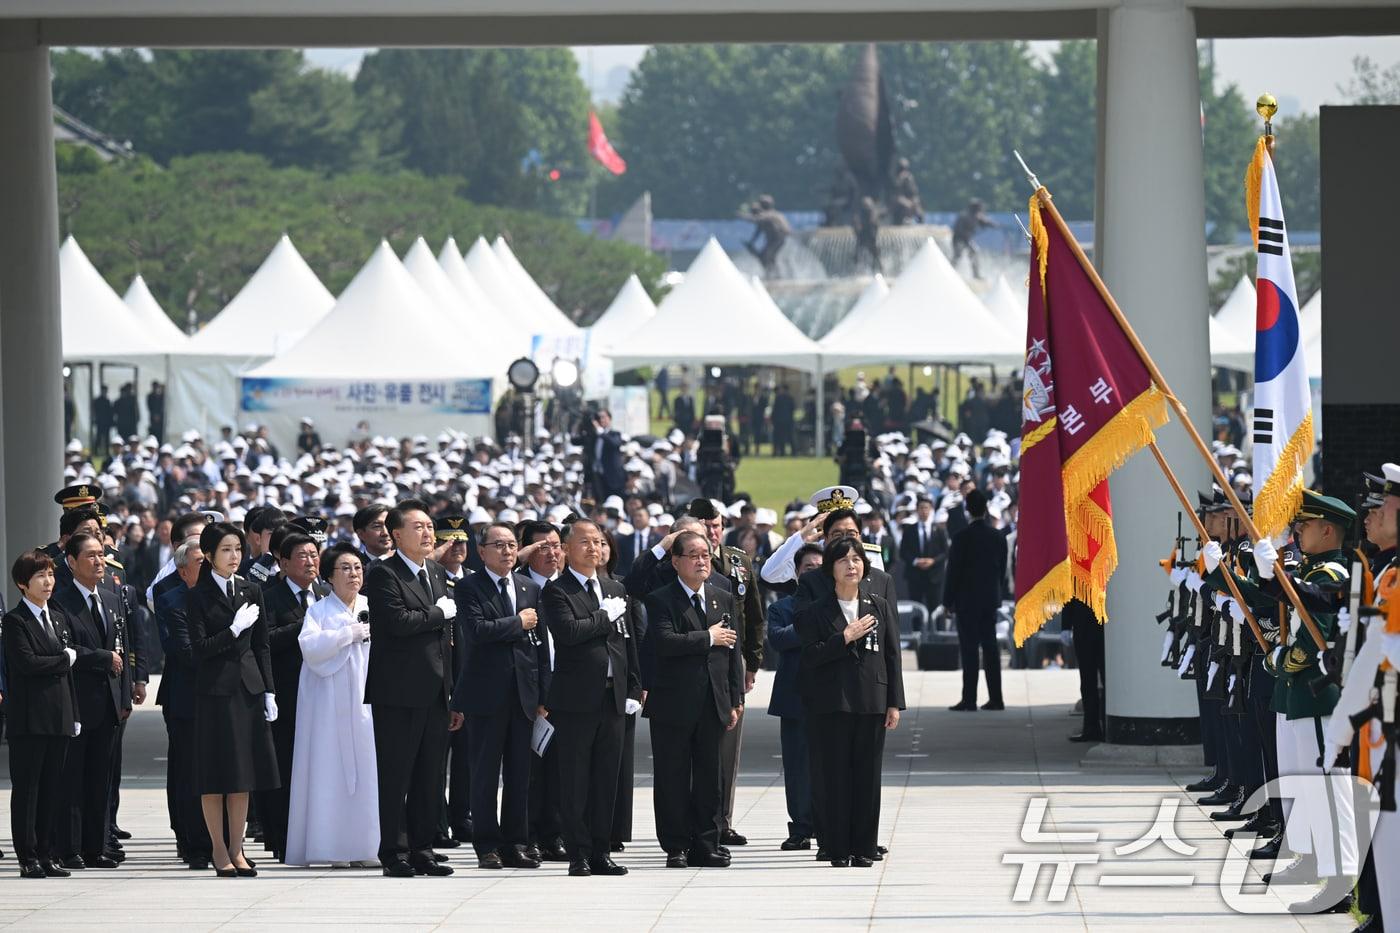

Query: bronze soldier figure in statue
[889,158,924,226]
[853,196,882,273]
[952,198,998,278]
[740,194,790,276]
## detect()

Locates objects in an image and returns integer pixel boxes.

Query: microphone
[358,609,371,643]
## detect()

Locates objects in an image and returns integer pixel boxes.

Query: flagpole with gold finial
[1257,92,1277,156]
[1010,149,1326,651]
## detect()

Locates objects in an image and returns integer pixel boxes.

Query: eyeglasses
[483,541,518,552]
[335,563,364,575]
[679,550,710,561]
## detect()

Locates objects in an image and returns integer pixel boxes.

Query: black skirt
[194,688,281,795]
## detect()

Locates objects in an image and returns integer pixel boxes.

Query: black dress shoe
[452,824,474,844]
[500,849,540,869]
[568,859,591,877]
[1211,796,1250,821]
[112,826,132,840]
[781,835,811,851]
[610,842,625,852]
[40,860,71,878]
[105,848,127,863]
[1249,834,1283,860]
[1290,888,1353,915]
[815,848,828,861]
[829,857,851,867]
[981,701,1005,711]
[877,845,888,855]
[948,702,977,712]
[720,829,747,846]
[1185,772,1224,793]
[537,841,569,862]
[871,849,884,861]
[851,856,875,867]
[588,856,628,876]
[1351,913,1383,931]
[1197,784,1238,806]
[687,851,730,868]
[1068,730,1105,743]
[382,859,416,878]
[187,858,211,871]
[716,845,731,858]
[235,865,257,878]
[83,855,119,869]
[413,859,454,876]
[476,852,504,870]
[430,852,448,863]
[59,855,86,870]
[665,853,688,868]
[522,844,542,862]
[215,867,238,878]
[19,860,46,879]
[433,834,460,849]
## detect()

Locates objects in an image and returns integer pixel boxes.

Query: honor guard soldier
[685,497,764,848]
[434,513,472,850]
[245,509,287,589]
[1207,489,1358,913]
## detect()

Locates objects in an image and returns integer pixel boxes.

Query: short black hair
[353,504,389,533]
[822,507,859,539]
[199,521,246,559]
[479,521,517,546]
[64,531,102,560]
[821,535,870,580]
[966,489,988,518]
[277,531,317,561]
[319,542,364,581]
[60,506,101,538]
[795,543,824,569]
[518,520,558,547]
[387,499,431,536]
[173,510,212,543]
[250,507,287,535]
[11,549,55,587]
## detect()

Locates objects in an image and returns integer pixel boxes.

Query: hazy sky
[307,36,1400,114]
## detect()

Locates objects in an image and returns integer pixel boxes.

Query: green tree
[1270,113,1319,231]
[1033,40,1096,220]
[1339,54,1400,104]
[1200,59,1258,244]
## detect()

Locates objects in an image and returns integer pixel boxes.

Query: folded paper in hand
[531,716,555,757]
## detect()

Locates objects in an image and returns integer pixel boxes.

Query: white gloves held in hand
[264,693,279,722]
[230,602,260,636]
[435,595,458,621]
[1337,607,1352,635]
[63,647,77,667]
[1202,541,1223,574]
[1185,571,1203,594]
[1254,538,1278,580]
[602,595,628,623]
[624,698,642,715]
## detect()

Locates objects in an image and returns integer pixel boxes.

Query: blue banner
[241,377,492,415]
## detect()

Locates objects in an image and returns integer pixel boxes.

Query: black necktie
[418,569,432,601]
[41,608,57,648]
[299,587,310,611]
[691,593,703,616]
[498,576,511,613]
[90,594,106,638]
[585,578,598,608]
[226,579,235,602]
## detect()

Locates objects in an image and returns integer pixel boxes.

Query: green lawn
[732,455,837,516]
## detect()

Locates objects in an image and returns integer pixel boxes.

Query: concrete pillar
[0,35,64,582]
[1097,0,1211,743]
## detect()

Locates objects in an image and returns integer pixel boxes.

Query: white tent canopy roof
[818,238,1021,366]
[122,273,188,352]
[982,274,1026,342]
[248,241,492,380]
[1212,274,1256,343]
[606,238,821,372]
[60,236,168,359]
[1208,314,1254,371]
[187,235,335,357]
[492,237,579,333]
[437,237,516,335]
[588,274,656,350]
[1299,288,1321,346]
[404,236,474,326]
[464,237,536,332]
[404,236,526,373]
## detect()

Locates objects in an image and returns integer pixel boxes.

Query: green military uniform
[715,543,765,672]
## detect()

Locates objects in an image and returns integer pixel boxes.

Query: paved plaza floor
[0,664,1356,931]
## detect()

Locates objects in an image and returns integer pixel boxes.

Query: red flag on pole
[588,110,627,176]
[1012,197,1169,645]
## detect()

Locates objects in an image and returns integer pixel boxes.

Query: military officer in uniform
[435,514,473,848]
[685,498,764,847]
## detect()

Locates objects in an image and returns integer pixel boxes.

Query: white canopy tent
[1300,288,1322,347]
[491,237,580,334]
[981,274,1026,343]
[167,235,336,440]
[122,274,188,352]
[404,236,527,376]
[60,237,179,446]
[1212,274,1256,343]
[1208,314,1254,371]
[588,274,657,351]
[437,237,520,337]
[243,241,495,447]
[464,237,535,333]
[607,239,822,372]
[818,238,1022,368]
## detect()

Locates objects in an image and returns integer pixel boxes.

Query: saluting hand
[843,613,877,644]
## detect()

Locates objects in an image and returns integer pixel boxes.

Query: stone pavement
[0,665,1356,932]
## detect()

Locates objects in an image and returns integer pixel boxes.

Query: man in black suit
[364,499,459,878]
[515,522,566,861]
[450,522,549,870]
[643,532,743,868]
[615,505,660,578]
[540,519,640,877]
[154,540,212,868]
[942,489,1007,711]
[4,551,81,879]
[257,530,328,862]
[579,409,626,503]
[673,385,696,438]
[52,533,130,870]
[900,496,949,612]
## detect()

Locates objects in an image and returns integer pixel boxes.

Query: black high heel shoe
[231,854,258,877]
[215,866,237,878]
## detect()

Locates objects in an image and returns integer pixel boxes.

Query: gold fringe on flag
[1252,411,1313,539]
[1014,558,1071,647]
[1245,136,1267,249]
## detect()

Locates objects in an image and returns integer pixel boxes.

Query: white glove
[1322,742,1343,774]
[435,595,458,621]
[1222,599,1241,624]
[1337,607,1352,635]
[1206,660,1220,690]
[264,693,279,722]
[63,647,77,667]
[73,722,82,737]
[1213,592,1228,613]
[1169,566,1187,586]
[1160,630,1174,663]
[1202,541,1223,574]
[1185,571,1203,594]
[1254,538,1278,580]
[1226,674,1237,695]
[351,621,372,643]
[624,698,642,715]
[1270,646,1285,669]
[1177,644,1195,677]
[230,602,260,636]
[602,595,628,623]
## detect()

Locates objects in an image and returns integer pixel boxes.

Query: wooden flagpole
[1012,152,1326,650]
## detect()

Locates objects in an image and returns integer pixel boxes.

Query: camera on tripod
[696,414,736,502]
[837,419,873,498]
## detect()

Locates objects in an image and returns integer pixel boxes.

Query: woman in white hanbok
[284,544,379,867]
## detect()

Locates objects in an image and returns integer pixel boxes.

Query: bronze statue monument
[740,193,791,276]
